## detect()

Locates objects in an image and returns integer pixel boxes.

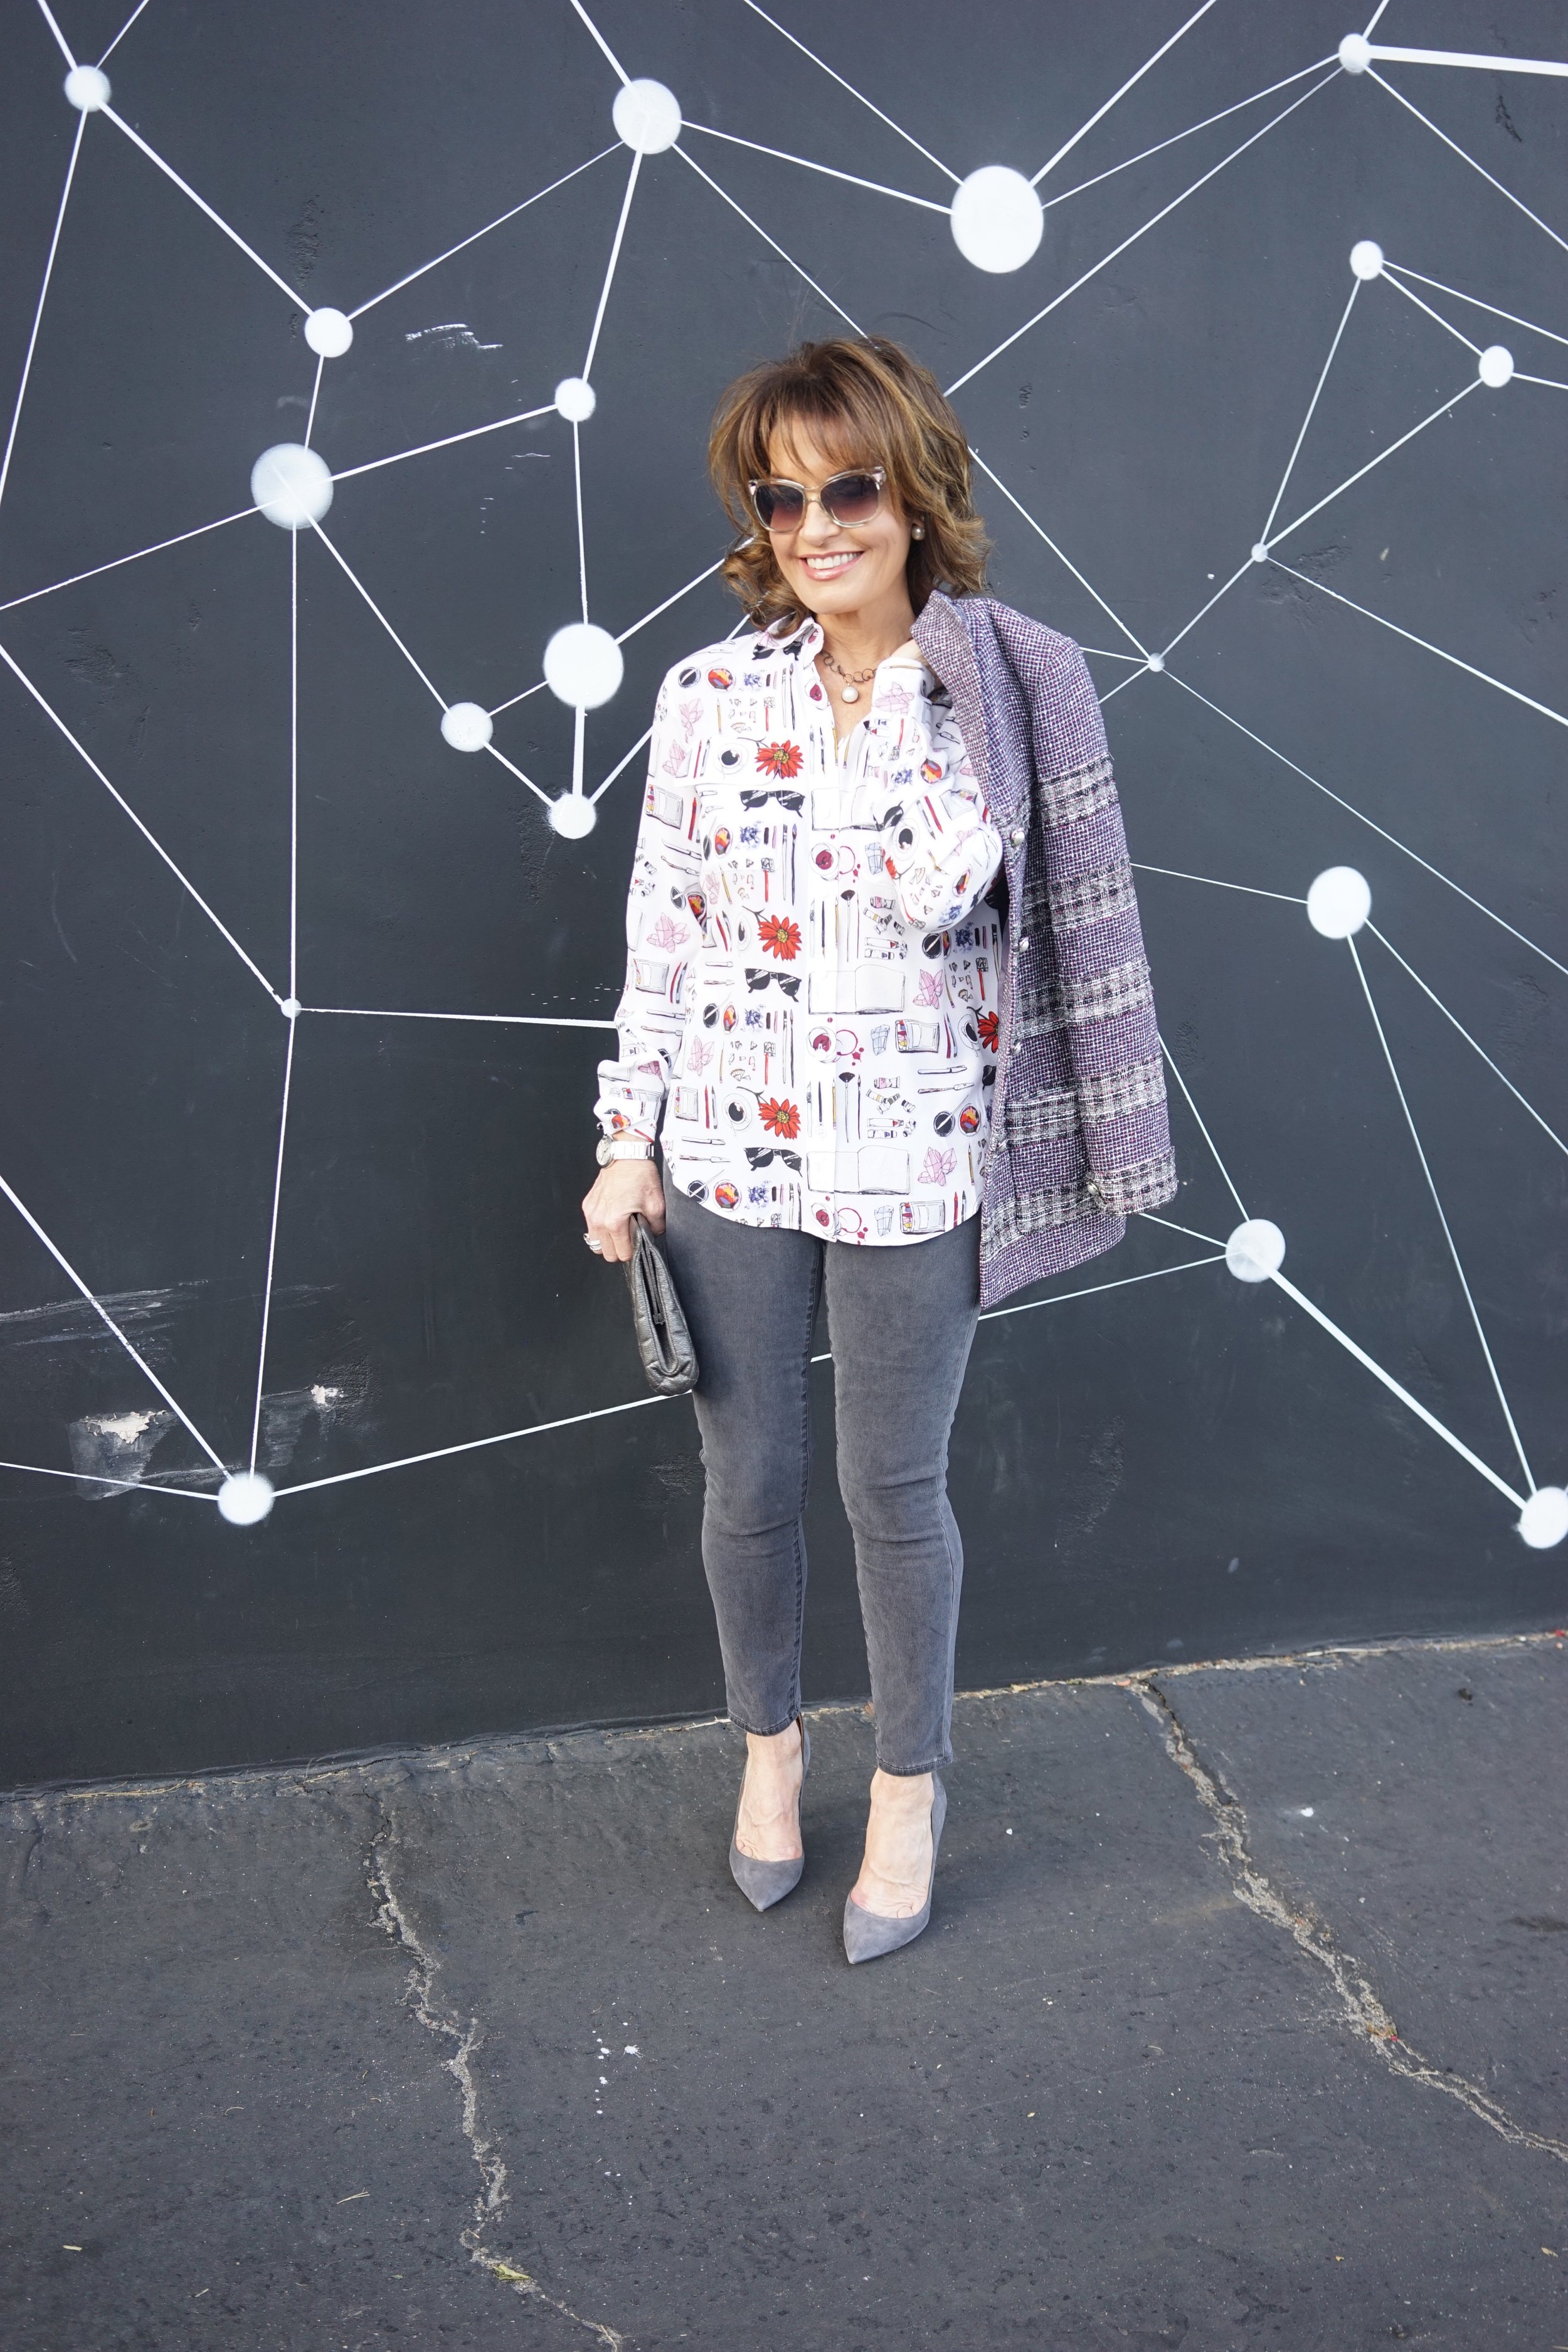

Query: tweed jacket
[909,589,1178,1306]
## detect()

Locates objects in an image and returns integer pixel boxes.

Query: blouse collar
[785,613,938,701]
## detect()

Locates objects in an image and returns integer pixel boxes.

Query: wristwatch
[596,1136,655,1165]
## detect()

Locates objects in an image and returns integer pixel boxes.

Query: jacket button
[1011,1041,1023,1055]
[1016,937,1030,952]
[1009,827,1025,845]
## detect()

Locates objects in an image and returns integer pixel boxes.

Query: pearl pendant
[841,684,859,702]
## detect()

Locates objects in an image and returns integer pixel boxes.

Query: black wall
[2,0,1564,1786]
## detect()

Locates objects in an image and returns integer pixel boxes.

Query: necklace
[818,647,877,704]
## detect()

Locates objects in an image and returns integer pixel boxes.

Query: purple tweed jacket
[910,589,1178,1307]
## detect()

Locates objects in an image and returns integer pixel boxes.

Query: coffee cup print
[895,1017,941,1054]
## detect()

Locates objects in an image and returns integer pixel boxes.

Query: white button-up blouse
[595,613,1005,1242]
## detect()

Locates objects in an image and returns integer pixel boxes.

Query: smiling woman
[579,334,1175,1969]
[708,335,991,638]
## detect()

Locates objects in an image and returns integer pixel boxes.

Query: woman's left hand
[582,1157,665,1264]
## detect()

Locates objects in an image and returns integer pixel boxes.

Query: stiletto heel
[728,1714,810,1911]
[842,1774,946,1964]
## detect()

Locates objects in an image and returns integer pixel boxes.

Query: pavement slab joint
[1130,1671,1568,2169]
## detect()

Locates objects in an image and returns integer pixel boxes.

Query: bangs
[758,396,878,478]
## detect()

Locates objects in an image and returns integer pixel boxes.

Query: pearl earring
[911,521,925,539]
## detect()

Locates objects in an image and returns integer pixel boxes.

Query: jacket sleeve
[593,670,703,1146]
[1029,640,1177,1217]
[875,699,1004,930]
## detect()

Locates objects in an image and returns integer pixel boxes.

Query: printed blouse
[594,613,1005,1243]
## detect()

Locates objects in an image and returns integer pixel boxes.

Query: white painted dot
[63,65,110,110]
[1338,34,1372,73]
[1226,1219,1286,1283]
[950,166,1044,273]
[1478,344,1513,389]
[1518,1486,1568,1549]
[1146,652,1165,673]
[304,307,354,358]
[1251,542,1270,563]
[543,621,623,709]
[1349,238,1384,279]
[613,78,681,154]
[555,376,596,423]
[1306,865,1371,938]
[440,701,494,752]
[549,792,598,838]
[250,443,333,530]
[218,1472,275,1525]
[281,996,301,1019]
[1300,1806,1315,1818]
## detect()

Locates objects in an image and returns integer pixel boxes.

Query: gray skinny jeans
[661,1182,982,1774]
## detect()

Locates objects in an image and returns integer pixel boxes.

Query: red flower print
[758,1096,800,1139]
[977,1008,1000,1051]
[756,913,802,961]
[756,739,804,778]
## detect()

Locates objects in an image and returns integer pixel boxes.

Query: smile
[801,551,864,578]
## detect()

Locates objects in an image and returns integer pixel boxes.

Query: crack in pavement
[963,1624,1566,1707]
[365,1801,627,2349]
[1130,1675,1568,2168]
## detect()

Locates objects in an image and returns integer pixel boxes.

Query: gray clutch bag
[625,1213,698,1396]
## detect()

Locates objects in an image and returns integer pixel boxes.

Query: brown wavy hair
[707,336,991,633]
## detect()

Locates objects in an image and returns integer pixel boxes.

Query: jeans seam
[930,1318,975,1770]
[785,1243,821,1720]
[871,1285,975,1774]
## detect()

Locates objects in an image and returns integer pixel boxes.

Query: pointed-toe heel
[842,1774,946,1964]
[728,1717,810,1912]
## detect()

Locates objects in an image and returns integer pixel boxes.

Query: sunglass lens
[755,482,805,531]
[825,473,882,525]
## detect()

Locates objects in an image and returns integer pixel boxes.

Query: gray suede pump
[842,1774,946,1965]
[728,1715,810,1911]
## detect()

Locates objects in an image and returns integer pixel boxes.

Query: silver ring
[583,1233,604,1253]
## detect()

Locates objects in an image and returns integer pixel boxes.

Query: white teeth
[805,552,859,573]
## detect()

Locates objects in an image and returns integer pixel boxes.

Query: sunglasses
[748,465,886,533]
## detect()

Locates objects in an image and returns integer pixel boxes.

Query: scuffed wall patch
[258,1372,371,1473]
[67,1407,177,1498]
[404,320,502,352]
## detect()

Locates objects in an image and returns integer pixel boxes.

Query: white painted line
[0,1170,225,1470]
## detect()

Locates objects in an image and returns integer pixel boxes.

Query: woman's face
[761,421,915,623]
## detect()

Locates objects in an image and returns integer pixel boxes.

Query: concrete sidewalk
[4,1635,1565,2351]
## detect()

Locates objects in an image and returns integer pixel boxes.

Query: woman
[583,337,1176,1963]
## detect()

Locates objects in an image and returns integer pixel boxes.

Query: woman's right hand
[581,1155,666,1264]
